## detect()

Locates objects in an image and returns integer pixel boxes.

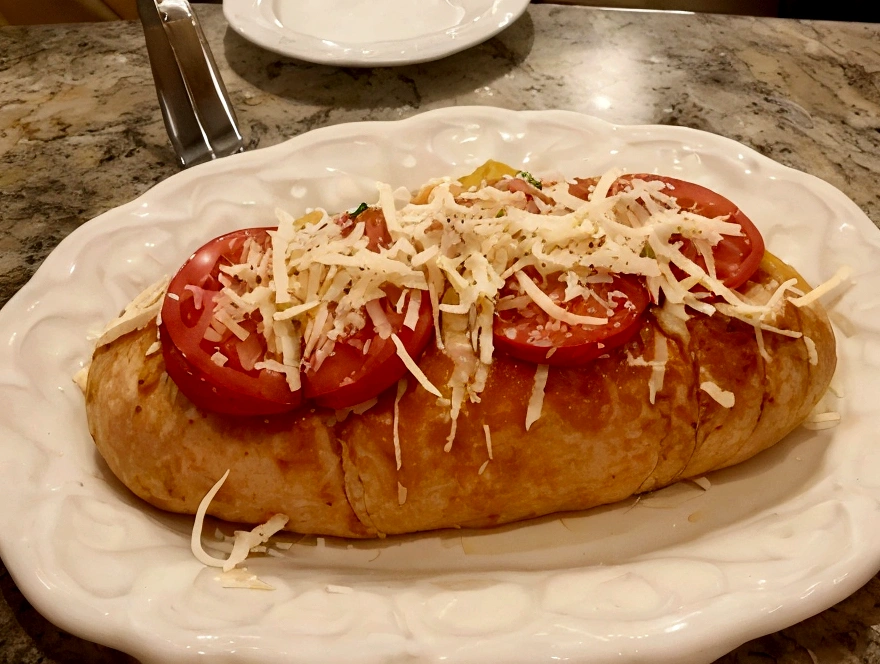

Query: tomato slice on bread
[160,227,301,416]
[157,174,765,414]
[160,212,435,415]
[303,288,434,409]
[303,207,434,409]
[493,271,650,366]
[569,174,765,290]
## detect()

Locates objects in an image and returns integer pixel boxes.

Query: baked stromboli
[84,163,838,538]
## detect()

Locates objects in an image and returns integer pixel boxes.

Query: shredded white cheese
[397,481,407,505]
[691,476,712,491]
[802,410,841,430]
[73,365,90,394]
[108,166,840,453]
[803,336,818,365]
[649,334,669,404]
[218,568,275,590]
[515,271,607,327]
[789,266,852,308]
[95,276,169,347]
[224,513,290,572]
[700,380,736,409]
[483,423,494,460]
[190,470,290,572]
[525,365,550,431]
[190,470,235,569]
[390,333,441,397]
[215,169,789,435]
[392,378,407,471]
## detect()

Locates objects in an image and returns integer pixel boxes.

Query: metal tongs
[138,0,246,167]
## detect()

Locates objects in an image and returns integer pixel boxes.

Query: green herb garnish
[517,171,543,190]
[350,202,368,218]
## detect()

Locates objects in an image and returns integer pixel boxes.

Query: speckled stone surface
[1,4,879,663]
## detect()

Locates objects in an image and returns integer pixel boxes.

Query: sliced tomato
[159,227,302,416]
[569,174,765,289]
[337,206,392,251]
[303,287,434,409]
[493,272,650,366]
[303,208,434,409]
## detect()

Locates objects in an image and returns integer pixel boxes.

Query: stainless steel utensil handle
[138,0,246,167]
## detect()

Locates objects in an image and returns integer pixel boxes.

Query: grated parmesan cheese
[190,470,235,569]
[73,365,90,394]
[803,336,818,365]
[94,276,169,347]
[691,476,712,491]
[190,470,290,572]
[700,380,735,409]
[483,424,494,460]
[789,266,852,309]
[392,379,407,470]
[218,568,275,591]
[525,365,550,431]
[204,168,824,435]
[224,513,289,572]
[802,410,841,430]
[106,165,840,455]
[390,333,441,397]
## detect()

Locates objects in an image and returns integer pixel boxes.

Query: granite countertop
[1,3,880,662]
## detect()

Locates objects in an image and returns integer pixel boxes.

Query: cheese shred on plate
[190,469,290,573]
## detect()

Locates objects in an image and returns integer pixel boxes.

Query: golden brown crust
[85,260,837,538]
[85,326,376,537]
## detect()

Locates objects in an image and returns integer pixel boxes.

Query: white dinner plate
[1,107,879,664]
[222,0,531,66]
